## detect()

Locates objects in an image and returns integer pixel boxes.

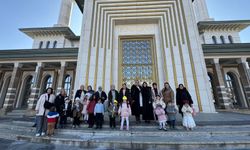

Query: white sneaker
[41,132,45,136]
[35,133,40,137]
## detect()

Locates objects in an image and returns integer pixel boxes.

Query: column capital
[14,62,23,68]
[60,61,66,67]
[236,57,248,64]
[37,62,45,68]
[211,58,220,64]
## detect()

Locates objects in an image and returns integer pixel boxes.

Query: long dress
[141,86,154,120]
[181,105,196,128]
[131,85,142,116]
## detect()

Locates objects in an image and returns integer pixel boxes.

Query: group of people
[34,81,196,137]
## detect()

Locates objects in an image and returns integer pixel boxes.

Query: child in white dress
[181,100,196,130]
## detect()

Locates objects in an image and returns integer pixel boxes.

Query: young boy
[47,106,59,136]
[108,100,118,129]
[94,98,105,129]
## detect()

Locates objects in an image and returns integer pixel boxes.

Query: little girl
[118,96,131,131]
[153,94,166,120]
[181,100,196,130]
[154,104,167,131]
[81,95,89,124]
[47,106,59,136]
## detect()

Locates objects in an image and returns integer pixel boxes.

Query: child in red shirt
[47,106,59,136]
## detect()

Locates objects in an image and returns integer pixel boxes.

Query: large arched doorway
[225,72,246,108]
[17,75,34,108]
[0,76,11,108]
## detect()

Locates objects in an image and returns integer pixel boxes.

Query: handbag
[44,95,53,109]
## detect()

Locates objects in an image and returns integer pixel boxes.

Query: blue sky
[0,0,249,49]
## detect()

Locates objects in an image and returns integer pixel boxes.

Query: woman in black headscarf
[141,82,154,123]
[176,84,193,117]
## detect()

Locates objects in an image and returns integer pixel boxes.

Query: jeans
[95,113,103,128]
[120,117,129,130]
[36,116,47,134]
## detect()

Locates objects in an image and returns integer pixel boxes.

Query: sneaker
[35,133,40,137]
[41,132,45,136]
[163,128,168,131]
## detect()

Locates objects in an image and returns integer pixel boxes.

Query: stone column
[211,59,231,109]
[0,71,4,92]
[237,58,250,108]
[2,63,22,112]
[54,0,74,27]
[28,62,44,110]
[56,61,67,94]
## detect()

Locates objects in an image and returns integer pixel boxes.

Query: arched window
[46,41,50,49]
[39,41,43,49]
[53,41,57,48]
[228,35,234,44]
[212,36,217,44]
[45,76,53,89]
[220,36,225,44]
[64,75,71,96]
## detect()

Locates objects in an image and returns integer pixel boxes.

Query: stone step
[1,121,250,149]
[10,109,27,113]
[6,112,25,116]
[1,121,250,136]
[15,133,250,150]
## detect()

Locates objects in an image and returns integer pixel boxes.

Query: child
[94,98,105,129]
[47,106,59,136]
[118,96,131,131]
[87,95,97,128]
[153,95,166,110]
[72,98,82,128]
[154,104,167,131]
[108,100,118,129]
[59,96,72,128]
[166,101,178,129]
[181,100,196,130]
[81,95,89,124]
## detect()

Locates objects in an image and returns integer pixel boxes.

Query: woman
[35,87,55,137]
[119,83,131,104]
[141,82,154,123]
[161,82,174,106]
[151,82,160,101]
[87,85,95,99]
[176,84,193,117]
[131,80,142,123]
[54,89,67,128]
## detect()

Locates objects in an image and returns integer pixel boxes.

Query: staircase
[5,109,27,118]
[0,120,250,150]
